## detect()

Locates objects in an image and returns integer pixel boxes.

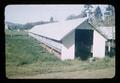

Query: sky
[5,5,108,24]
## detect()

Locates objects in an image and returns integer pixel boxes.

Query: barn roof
[96,26,115,40]
[28,18,114,41]
[28,18,87,41]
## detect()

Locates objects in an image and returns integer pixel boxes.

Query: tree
[84,5,93,10]
[84,5,93,17]
[106,5,115,16]
[94,6,103,21]
[83,5,93,22]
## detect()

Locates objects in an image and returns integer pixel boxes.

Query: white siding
[61,31,75,60]
[93,31,107,58]
[28,32,62,52]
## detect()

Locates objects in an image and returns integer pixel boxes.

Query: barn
[28,18,108,60]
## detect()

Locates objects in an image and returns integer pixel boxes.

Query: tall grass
[5,30,59,66]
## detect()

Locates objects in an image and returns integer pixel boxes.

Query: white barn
[28,18,108,60]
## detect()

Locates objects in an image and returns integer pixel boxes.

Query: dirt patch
[9,68,115,79]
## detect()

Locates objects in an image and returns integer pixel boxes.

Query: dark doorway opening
[75,29,93,60]
[105,40,115,57]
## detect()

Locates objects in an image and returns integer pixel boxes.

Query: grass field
[5,30,115,79]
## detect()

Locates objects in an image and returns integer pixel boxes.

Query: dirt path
[9,68,115,79]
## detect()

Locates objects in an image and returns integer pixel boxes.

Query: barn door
[75,29,93,60]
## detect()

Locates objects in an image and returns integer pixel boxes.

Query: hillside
[5,21,57,30]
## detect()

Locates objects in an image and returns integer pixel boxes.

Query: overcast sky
[5,5,108,24]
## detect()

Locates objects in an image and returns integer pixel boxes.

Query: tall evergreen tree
[94,6,103,21]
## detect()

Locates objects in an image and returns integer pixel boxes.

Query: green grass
[5,30,115,78]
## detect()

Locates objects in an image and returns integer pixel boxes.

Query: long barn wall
[28,32,62,52]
